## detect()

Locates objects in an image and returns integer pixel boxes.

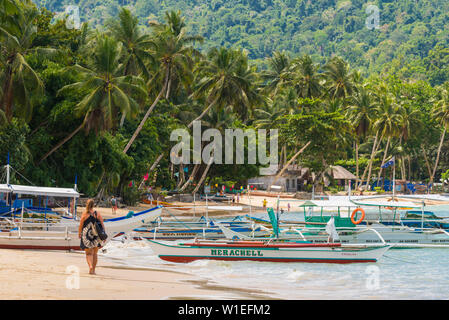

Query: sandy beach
[3,192,449,300]
[0,248,275,300]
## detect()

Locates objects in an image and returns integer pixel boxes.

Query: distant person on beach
[237,193,240,203]
[79,199,105,275]
[288,203,291,212]
[111,196,118,215]
[263,198,267,209]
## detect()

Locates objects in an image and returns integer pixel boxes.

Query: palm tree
[191,106,236,194]
[39,35,147,163]
[188,47,263,127]
[122,11,202,154]
[397,103,422,182]
[323,56,354,103]
[431,82,449,185]
[290,54,323,99]
[108,8,154,80]
[261,50,291,97]
[346,84,376,188]
[372,88,402,186]
[108,8,156,127]
[0,2,54,122]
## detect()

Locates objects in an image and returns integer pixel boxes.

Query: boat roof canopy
[351,200,421,209]
[0,184,11,193]
[299,199,358,208]
[0,184,79,198]
[299,199,423,209]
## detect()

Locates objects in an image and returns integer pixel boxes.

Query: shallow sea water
[100,205,449,300]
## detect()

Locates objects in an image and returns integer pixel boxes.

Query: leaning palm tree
[39,35,147,163]
[122,11,202,154]
[108,8,155,127]
[188,47,264,127]
[430,82,449,184]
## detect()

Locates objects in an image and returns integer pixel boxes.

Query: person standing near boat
[78,199,105,275]
[111,196,118,215]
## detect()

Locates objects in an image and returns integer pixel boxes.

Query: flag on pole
[381,156,395,168]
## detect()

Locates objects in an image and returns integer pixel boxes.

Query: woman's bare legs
[85,248,94,274]
[92,247,99,274]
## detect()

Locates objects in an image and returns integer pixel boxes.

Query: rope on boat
[382,254,417,264]
[160,207,198,230]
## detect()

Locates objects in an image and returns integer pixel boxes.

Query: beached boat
[0,206,162,250]
[0,164,162,249]
[148,239,390,264]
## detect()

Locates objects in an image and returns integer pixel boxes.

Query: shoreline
[0,247,277,300]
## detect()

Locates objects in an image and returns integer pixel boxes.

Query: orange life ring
[351,208,365,225]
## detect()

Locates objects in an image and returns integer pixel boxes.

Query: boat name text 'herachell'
[211,249,263,257]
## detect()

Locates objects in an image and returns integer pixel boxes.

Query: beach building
[248,165,356,193]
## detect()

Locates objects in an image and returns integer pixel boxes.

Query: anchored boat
[148,239,390,264]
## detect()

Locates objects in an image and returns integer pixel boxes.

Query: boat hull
[0,230,81,250]
[148,240,389,264]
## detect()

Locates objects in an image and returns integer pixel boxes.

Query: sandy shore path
[0,248,274,300]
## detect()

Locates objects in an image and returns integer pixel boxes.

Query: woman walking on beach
[78,199,106,274]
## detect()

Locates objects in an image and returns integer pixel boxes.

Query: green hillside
[39,0,449,84]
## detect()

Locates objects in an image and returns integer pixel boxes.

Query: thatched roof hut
[326,165,357,180]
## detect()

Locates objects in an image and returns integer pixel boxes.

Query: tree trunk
[408,155,412,182]
[430,128,446,185]
[358,131,379,190]
[138,152,165,189]
[362,131,383,190]
[119,112,126,127]
[376,135,391,186]
[400,157,405,181]
[268,141,311,191]
[192,157,214,194]
[187,96,220,129]
[39,121,85,163]
[355,138,359,188]
[0,66,13,121]
[176,163,185,189]
[179,163,200,192]
[421,144,432,180]
[123,68,170,154]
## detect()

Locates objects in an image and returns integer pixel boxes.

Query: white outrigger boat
[148,239,390,264]
[249,198,449,248]
[0,164,162,250]
[0,205,162,250]
[133,216,270,240]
